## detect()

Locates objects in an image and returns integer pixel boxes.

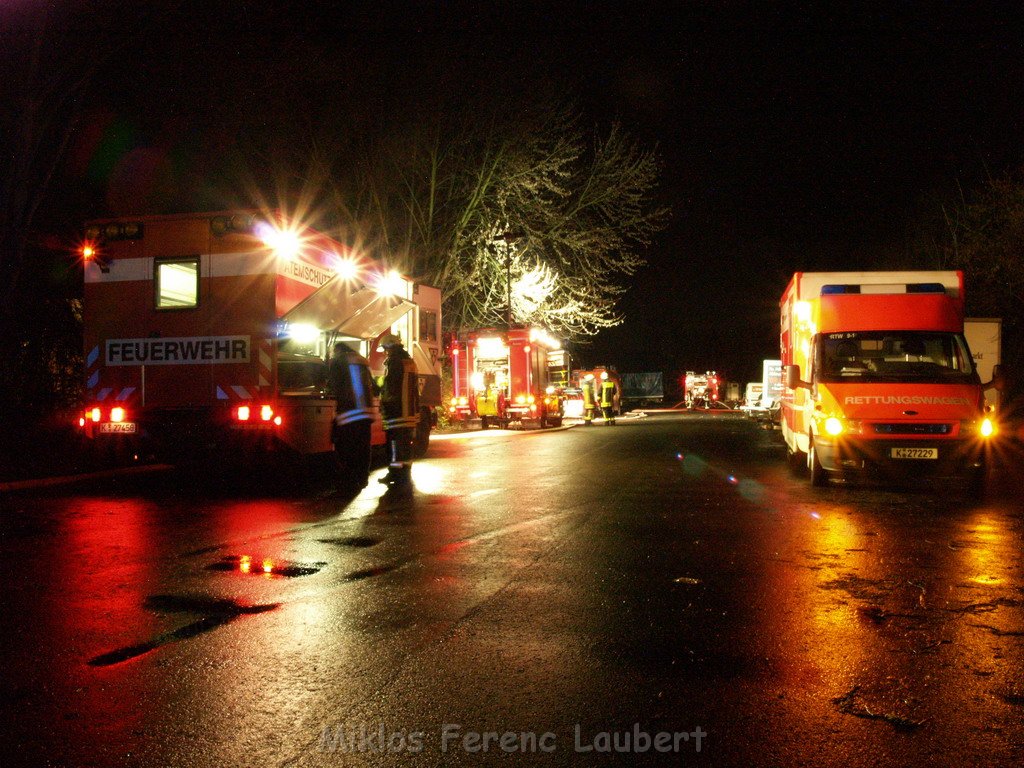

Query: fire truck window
[155,259,199,308]
[419,310,438,342]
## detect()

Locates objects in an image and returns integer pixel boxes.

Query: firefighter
[376,333,419,489]
[581,373,597,425]
[599,371,618,425]
[328,341,375,490]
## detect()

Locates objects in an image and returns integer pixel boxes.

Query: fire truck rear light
[260,405,274,421]
[273,416,282,426]
[110,407,126,422]
[90,407,101,423]
[78,417,85,427]
[237,406,251,421]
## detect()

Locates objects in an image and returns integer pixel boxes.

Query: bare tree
[941,169,1024,379]
[357,98,670,339]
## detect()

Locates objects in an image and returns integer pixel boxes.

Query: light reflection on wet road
[1,414,1022,766]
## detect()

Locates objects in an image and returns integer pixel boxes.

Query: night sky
[26,2,1024,391]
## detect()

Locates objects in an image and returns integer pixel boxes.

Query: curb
[0,464,172,493]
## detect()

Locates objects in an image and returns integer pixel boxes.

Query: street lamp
[494,231,524,327]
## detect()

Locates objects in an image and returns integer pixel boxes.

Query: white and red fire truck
[683,371,721,408]
[448,325,564,428]
[76,211,442,480]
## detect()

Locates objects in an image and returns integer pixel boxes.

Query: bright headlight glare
[980,418,995,438]
[824,417,844,436]
[287,323,321,344]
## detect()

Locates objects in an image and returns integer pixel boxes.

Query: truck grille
[873,423,952,435]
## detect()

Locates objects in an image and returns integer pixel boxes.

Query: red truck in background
[683,371,720,408]
[76,211,442,481]
[448,325,564,429]
[780,270,1004,490]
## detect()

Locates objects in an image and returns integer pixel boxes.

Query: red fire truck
[684,371,721,408]
[76,211,442,482]
[449,325,565,428]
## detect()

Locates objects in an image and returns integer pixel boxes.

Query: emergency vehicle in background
[76,211,443,482]
[448,325,565,428]
[683,371,720,408]
[780,270,1003,490]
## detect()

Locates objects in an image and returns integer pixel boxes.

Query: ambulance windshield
[816,331,977,383]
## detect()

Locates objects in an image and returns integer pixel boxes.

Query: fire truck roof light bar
[821,283,947,295]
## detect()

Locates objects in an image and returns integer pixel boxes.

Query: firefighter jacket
[582,382,596,408]
[380,347,420,431]
[600,380,617,408]
[329,347,375,426]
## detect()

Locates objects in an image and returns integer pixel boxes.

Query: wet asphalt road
[1,412,1023,767]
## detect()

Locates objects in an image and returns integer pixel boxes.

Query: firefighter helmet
[378,333,403,350]
[584,373,595,381]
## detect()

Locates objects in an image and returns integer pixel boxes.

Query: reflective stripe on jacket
[381,353,420,431]
[330,353,375,424]
[600,381,616,407]
[582,384,596,407]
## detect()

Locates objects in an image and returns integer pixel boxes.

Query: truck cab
[780,271,1001,490]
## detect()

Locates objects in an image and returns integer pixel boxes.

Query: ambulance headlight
[962,418,997,438]
[824,417,844,436]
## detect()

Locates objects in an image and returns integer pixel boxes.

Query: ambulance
[76,211,442,481]
[780,271,1003,489]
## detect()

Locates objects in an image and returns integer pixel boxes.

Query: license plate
[99,422,137,434]
[891,447,937,459]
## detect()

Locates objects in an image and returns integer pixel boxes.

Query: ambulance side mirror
[983,363,1006,392]
[785,364,810,391]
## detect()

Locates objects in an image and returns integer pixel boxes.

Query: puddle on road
[206,554,326,578]
[88,594,279,667]
[318,536,381,548]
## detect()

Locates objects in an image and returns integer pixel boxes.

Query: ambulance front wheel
[808,436,829,487]
[786,445,806,475]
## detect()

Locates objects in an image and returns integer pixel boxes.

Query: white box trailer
[964,318,1001,411]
